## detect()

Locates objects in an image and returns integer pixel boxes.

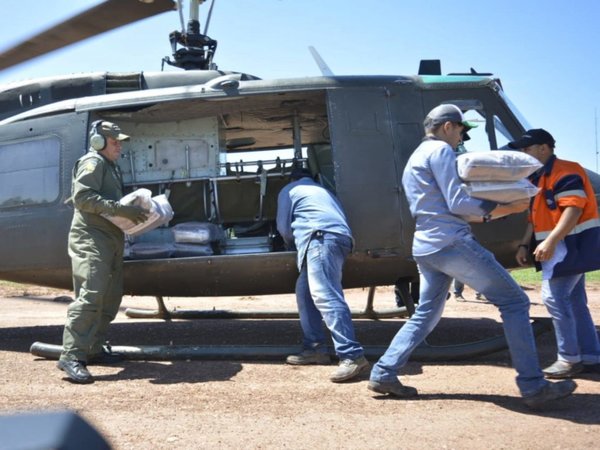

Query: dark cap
[423,104,478,130]
[290,167,313,180]
[93,121,130,141]
[508,128,555,149]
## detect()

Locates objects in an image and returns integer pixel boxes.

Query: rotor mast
[163,0,217,70]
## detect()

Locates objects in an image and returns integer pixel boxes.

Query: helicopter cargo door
[0,112,87,287]
[327,88,422,257]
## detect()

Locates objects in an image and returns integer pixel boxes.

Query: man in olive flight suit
[57,120,148,384]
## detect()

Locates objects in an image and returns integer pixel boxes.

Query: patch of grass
[0,280,23,287]
[511,268,600,285]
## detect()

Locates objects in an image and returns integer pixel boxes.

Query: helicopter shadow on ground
[90,360,244,385]
[370,390,600,425]
[1,315,522,352]
[0,294,73,304]
[0,314,561,378]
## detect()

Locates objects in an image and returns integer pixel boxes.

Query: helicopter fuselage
[1,72,594,296]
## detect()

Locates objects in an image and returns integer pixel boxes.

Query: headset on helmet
[89,120,106,151]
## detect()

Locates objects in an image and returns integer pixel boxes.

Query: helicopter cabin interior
[104,89,332,260]
[93,81,532,264]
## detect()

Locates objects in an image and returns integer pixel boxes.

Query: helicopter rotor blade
[0,0,177,72]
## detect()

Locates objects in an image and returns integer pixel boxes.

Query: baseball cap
[423,104,478,130]
[290,167,313,180]
[508,128,555,149]
[94,121,130,141]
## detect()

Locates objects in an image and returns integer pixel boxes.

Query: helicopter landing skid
[30,319,552,362]
[124,290,412,321]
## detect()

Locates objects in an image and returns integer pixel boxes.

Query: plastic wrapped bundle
[172,243,214,257]
[461,179,540,203]
[130,228,175,244]
[104,188,174,237]
[457,151,542,181]
[172,222,224,244]
[129,242,175,259]
[455,150,542,204]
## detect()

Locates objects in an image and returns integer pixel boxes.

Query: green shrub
[511,268,600,285]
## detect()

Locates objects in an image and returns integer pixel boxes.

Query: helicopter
[1,0,600,328]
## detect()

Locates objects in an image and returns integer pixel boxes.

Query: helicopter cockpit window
[458,111,515,153]
[442,100,515,153]
[0,137,60,208]
[493,115,512,149]
[499,89,533,132]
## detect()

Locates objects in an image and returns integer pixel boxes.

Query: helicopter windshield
[498,89,532,132]
[436,97,532,153]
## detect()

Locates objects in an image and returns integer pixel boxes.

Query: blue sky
[1,0,599,171]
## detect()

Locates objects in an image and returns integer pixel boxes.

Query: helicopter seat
[211,173,288,224]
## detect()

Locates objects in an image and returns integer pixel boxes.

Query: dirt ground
[0,282,599,449]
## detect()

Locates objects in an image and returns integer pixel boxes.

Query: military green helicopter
[2,1,599,360]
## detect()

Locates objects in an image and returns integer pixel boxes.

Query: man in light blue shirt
[277,168,368,382]
[368,104,576,409]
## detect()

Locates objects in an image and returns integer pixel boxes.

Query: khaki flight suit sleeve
[72,157,119,216]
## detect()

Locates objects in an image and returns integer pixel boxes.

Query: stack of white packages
[126,228,176,260]
[457,151,542,203]
[171,222,224,257]
[104,188,174,237]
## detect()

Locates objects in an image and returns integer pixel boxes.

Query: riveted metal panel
[0,112,85,275]
[327,86,422,258]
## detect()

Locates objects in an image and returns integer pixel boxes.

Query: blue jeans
[295,232,363,360]
[453,279,464,295]
[370,236,547,397]
[542,273,600,364]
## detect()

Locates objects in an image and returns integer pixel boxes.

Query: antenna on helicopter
[308,46,335,77]
[162,0,218,71]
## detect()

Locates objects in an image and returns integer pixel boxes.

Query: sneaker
[542,360,584,379]
[57,359,94,384]
[454,293,466,302]
[88,348,124,365]
[522,380,577,409]
[286,350,331,365]
[329,356,369,382]
[368,379,418,398]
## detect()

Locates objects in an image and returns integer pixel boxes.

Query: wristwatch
[482,213,492,223]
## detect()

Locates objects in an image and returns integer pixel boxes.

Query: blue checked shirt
[402,138,496,256]
[277,177,352,270]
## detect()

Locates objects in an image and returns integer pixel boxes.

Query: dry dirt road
[1,283,599,449]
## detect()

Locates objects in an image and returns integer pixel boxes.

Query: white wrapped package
[461,179,540,203]
[457,151,542,181]
[129,242,175,259]
[130,228,175,244]
[105,188,174,237]
[172,243,214,257]
[172,222,224,244]
[125,194,174,237]
[104,188,152,232]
